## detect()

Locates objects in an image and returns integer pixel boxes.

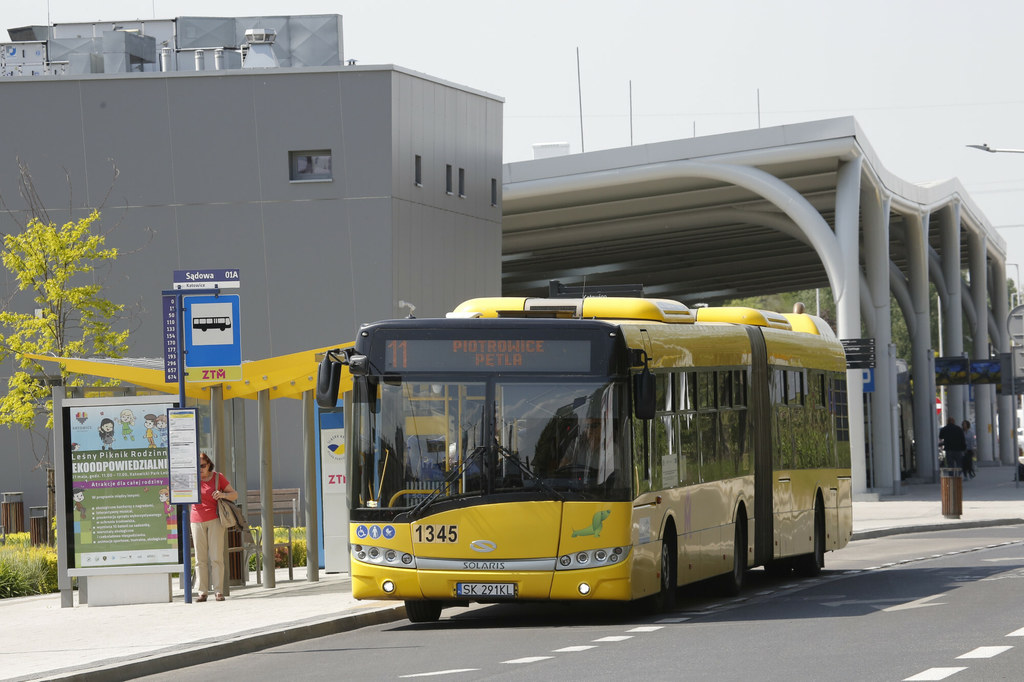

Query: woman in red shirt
[191,452,238,601]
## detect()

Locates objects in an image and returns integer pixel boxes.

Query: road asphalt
[3,462,1021,681]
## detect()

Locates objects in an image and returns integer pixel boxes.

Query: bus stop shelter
[29,344,352,588]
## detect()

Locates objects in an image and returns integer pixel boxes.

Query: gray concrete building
[0,15,503,515]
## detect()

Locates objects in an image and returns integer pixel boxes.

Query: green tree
[0,209,129,455]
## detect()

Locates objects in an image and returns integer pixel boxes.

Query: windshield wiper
[408,446,487,519]
[496,445,564,501]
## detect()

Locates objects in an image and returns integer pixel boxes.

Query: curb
[38,604,408,682]
[851,517,1024,541]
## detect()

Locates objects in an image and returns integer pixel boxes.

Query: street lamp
[967,143,1024,154]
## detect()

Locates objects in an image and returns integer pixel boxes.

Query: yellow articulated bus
[317,293,852,622]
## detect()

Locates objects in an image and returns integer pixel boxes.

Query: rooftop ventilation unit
[242,27,278,68]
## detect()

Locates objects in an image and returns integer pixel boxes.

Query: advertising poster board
[319,408,349,572]
[934,356,969,385]
[59,396,180,572]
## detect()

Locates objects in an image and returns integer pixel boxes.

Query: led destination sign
[384,338,592,372]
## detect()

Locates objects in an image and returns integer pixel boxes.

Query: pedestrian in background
[961,420,977,479]
[191,452,238,602]
[937,417,966,471]
[938,417,966,470]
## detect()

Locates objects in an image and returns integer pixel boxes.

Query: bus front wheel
[405,599,443,623]
[653,531,677,612]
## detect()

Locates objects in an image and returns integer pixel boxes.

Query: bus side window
[679,411,698,485]
[631,415,651,494]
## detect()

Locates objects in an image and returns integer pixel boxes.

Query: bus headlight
[555,546,631,570]
[352,544,417,568]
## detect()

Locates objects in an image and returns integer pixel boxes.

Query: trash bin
[227,526,246,585]
[28,506,48,545]
[940,467,962,519]
[1,492,25,533]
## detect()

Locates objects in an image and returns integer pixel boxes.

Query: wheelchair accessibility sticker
[356,524,395,540]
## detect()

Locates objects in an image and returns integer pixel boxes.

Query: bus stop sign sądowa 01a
[184,294,242,382]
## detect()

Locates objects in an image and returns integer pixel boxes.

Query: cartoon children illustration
[98,418,116,450]
[72,488,87,520]
[119,409,136,441]
[155,414,168,448]
[144,413,157,448]
[159,486,174,520]
[159,486,171,512]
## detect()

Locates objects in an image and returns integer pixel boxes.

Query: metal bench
[245,488,301,582]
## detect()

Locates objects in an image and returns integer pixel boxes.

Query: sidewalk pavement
[3,464,1022,682]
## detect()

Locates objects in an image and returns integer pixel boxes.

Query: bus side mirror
[633,368,655,420]
[316,352,343,409]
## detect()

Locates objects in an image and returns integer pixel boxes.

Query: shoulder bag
[218,497,239,528]
[216,475,240,528]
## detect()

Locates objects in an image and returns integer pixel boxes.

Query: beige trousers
[191,519,226,595]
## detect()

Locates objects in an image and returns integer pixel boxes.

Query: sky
[5,0,1024,290]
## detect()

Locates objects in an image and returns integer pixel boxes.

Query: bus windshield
[350,377,632,514]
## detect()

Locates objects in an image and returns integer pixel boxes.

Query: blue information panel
[184,294,242,382]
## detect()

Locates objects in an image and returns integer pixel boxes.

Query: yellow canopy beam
[25,342,353,401]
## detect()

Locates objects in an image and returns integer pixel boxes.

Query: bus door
[745,326,773,566]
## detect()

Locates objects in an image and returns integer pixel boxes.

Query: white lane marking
[903,667,967,681]
[503,656,553,664]
[656,617,691,623]
[593,635,633,642]
[1007,626,1024,637]
[400,669,480,678]
[627,626,663,632]
[957,645,1012,658]
[884,593,948,612]
[822,598,904,608]
[553,645,597,653]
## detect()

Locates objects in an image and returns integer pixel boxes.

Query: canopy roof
[27,343,353,400]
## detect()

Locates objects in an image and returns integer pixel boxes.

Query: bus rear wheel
[405,599,443,623]
[718,514,746,596]
[794,501,825,577]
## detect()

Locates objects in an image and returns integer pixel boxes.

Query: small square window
[446,164,453,194]
[290,150,332,181]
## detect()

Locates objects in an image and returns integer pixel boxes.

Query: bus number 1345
[413,524,458,543]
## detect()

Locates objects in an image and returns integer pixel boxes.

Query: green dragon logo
[572,509,611,537]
